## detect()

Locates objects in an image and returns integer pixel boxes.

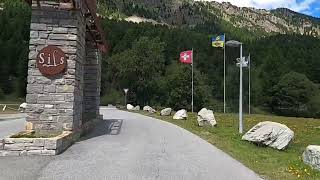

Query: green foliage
[101,88,123,106]
[271,72,320,117]
[105,36,166,105]
[0,88,4,100]
[0,0,30,98]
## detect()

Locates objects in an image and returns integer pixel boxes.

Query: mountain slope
[99,0,320,38]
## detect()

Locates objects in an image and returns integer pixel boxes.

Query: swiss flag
[180,50,193,64]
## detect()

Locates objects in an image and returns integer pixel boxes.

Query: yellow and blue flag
[211,35,225,48]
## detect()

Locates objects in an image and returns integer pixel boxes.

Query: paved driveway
[0,108,261,180]
[0,117,25,139]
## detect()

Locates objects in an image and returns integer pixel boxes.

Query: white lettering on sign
[39,50,65,68]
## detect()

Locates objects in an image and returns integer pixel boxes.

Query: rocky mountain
[99,0,320,37]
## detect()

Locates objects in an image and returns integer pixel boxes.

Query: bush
[307,95,320,118]
[0,88,4,100]
[101,89,123,106]
[271,71,319,117]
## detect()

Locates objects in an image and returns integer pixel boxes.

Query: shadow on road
[80,119,123,141]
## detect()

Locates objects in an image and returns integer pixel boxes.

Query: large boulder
[143,106,156,113]
[173,109,188,120]
[160,108,172,116]
[197,108,217,127]
[132,105,140,111]
[126,104,134,110]
[242,121,294,150]
[303,145,320,171]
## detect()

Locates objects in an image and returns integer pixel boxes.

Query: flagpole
[248,54,251,114]
[192,48,194,113]
[223,33,226,114]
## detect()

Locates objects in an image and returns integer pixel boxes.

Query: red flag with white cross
[180,50,193,64]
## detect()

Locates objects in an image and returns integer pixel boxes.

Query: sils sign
[36,46,67,76]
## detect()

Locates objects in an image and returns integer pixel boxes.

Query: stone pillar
[83,42,101,123]
[25,1,86,133]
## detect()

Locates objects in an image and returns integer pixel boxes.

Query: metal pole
[248,54,251,115]
[239,44,243,134]
[192,48,194,113]
[223,34,226,113]
[125,93,127,106]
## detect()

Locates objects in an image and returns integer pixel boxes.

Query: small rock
[143,106,156,113]
[197,108,217,127]
[132,105,140,111]
[173,109,188,120]
[242,121,294,150]
[161,108,172,116]
[126,104,134,110]
[19,103,27,112]
[303,145,320,171]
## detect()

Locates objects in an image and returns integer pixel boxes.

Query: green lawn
[138,111,320,180]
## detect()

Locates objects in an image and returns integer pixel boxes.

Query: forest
[0,0,319,118]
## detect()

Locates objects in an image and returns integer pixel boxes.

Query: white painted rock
[127,104,134,110]
[242,121,294,150]
[173,109,188,120]
[132,105,140,111]
[303,145,320,171]
[19,102,27,109]
[143,106,156,113]
[160,108,172,116]
[197,108,217,127]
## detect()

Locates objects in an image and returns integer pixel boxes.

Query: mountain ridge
[99,0,320,38]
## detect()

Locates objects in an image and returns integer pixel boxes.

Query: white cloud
[196,0,316,12]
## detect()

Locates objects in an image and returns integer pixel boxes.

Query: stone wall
[0,131,77,156]
[26,2,86,133]
[83,42,101,123]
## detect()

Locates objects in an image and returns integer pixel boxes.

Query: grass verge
[10,131,62,138]
[138,111,320,180]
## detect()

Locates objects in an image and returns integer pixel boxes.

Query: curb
[0,114,27,121]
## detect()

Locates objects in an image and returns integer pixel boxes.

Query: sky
[197,0,320,18]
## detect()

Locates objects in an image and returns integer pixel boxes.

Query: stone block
[52,95,65,101]
[56,85,75,93]
[26,94,38,104]
[27,84,44,94]
[26,146,44,150]
[49,34,77,41]
[44,139,57,150]
[44,104,54,109]
[39,114,54,121]
[33,139,45,146]
[41,150,56,156]
[4,143,24,151]
[52,27,68,33]
[27,150,42,156]
[38,95,53,102]
[30,39,46,45]
[26,104,44,113]
[28,69,42,76]
[53,79,65,85]
[30,23,47,31]
[35,76,52,84]
[44,85,56,93]
[30,31,39,38]
[47,40,77,46]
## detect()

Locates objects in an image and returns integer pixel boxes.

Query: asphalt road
[0,108,261,180]
[0,117,25,139]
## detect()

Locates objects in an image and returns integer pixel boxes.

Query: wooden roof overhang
[25,0,108,54]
